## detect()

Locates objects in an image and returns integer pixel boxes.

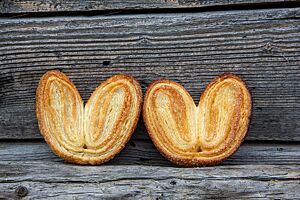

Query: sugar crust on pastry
[36,70,142,165]
[143,73,252,166]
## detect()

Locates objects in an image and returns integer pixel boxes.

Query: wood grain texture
[0,8,300,140]
[0,0,297,13]
[0,141,300,166]
[0,162,299,199]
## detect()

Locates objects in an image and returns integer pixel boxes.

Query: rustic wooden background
[0,0,299,199]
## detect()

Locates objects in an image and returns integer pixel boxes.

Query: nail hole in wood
[103,61,110,66]
[129,140,136,147]
[257,107,263,111]
[170,180,177,185]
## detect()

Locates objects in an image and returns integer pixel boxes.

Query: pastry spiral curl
[36,70,142,165]
[143,73,252,166]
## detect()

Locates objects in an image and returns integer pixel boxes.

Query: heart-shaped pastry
[36,70,142,165]
[143,73,252,166]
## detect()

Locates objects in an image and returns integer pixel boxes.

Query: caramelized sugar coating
[143,73,252,166]
[36,70,142,165]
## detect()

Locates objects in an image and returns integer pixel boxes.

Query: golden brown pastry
[36,70,142,165]
[143,73,252,166]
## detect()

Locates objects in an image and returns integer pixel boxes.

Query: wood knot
[15,186,28,197]
[264,42,274,54]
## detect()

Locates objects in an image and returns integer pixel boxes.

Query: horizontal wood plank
[0,8,300,140]
[0,162,299,199]
[0,0,296,14]
[0,141,300,166]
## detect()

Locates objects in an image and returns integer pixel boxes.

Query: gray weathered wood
[1,141,300,166]
[0,8,300,140]
[0,163,299,199]
[0,0,297,14]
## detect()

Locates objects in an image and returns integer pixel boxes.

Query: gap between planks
[0,140,300,166]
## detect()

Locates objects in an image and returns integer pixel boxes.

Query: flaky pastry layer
[143,73,252,166]
[36,70,142,165]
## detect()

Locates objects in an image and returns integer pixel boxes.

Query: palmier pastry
[36,70,142,165]
[143,73,252,166]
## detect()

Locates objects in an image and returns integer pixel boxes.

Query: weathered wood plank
[0,0,297,14]
[0,163,299,199]
[0,141,300,166]
[0,8,300,140]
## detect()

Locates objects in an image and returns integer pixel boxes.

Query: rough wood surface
[0,141,300,166]
[0,163,299,199]
[0,8,300,140]
[0,0,296,14]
